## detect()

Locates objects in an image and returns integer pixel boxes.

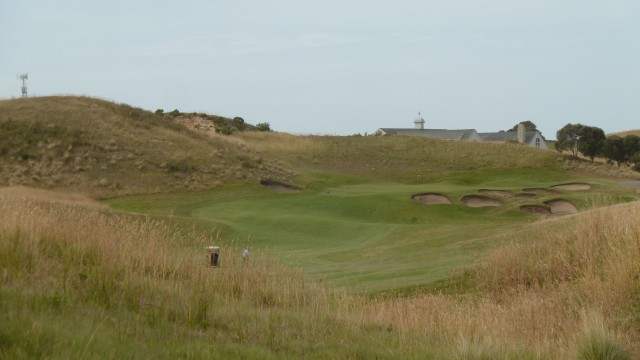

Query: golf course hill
[0,96,293,198]
[1,95,571,199]
[3,95,640,358]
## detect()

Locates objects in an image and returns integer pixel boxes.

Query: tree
[232,117,246,130]
[555,123,584,157]
[602,136,625,166]
[577,126,605,162]
[256,122,271,132]
[623,135,640,163]
[508,120,538,132]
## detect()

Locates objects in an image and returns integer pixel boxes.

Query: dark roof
[478,130,543,143]
[378,128,479,141]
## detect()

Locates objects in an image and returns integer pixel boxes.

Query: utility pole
[18,73,28,97]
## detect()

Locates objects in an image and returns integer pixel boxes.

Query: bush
[216,126,234,135]
[256,122,271,132]
[232,117,246,131]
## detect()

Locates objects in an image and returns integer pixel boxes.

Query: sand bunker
[460,194,503,207]
[514,192,537,199]
[551,183,591,191]
[619,180,640,189]
[478,189,515,198]
[544,199,578,214]
[259,179,302,192]
[411,193,452,204]
[522,187,561,194]
[520,204,552,215]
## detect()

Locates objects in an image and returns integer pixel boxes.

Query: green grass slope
[0,96,291,198]
[108,174,639,292]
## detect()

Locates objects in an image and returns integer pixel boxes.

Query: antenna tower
[18,73,28,97]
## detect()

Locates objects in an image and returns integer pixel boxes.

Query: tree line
[555,123,640,170]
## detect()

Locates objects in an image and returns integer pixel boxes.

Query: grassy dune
[237,131,561,183]
[0,96,291,198]
[2,187,639,358]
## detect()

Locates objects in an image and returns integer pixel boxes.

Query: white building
[376,114,548,149]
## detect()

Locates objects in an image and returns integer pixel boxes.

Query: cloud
[131,32,370,58]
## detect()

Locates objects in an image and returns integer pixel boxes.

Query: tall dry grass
[237,131,328,155]
[2,186,640,358]
[358,201,640,358]
[0,187,346,358]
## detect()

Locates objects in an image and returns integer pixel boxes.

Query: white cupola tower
[414,112,425,129]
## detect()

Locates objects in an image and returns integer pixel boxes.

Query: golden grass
[359,201,640,357]
[0,96,293,198]
[238,131,561,184]
[2,187,640,358]
[238,131,328,155]
[608,129,640,137]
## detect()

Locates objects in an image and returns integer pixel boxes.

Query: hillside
[609,129,640,137]
[1,96,569,198]
[0,96,292,198]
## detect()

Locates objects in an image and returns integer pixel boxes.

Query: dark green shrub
[256,122,271,132]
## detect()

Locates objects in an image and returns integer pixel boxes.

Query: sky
[1,1,639,139]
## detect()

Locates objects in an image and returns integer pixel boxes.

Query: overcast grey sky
[1,1,639,139]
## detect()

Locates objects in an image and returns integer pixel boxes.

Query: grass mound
[0,96,291,198]
[551,182,591,191]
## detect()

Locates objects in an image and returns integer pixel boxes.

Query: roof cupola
[414,112,425,129]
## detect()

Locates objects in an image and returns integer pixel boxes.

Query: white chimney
[414,112,425,130]
[517,123,526,144]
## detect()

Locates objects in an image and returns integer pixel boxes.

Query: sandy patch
[411,193,452,204]
[478,189,515,198]
[260,179,302,192]
[514,192,537,199]
[551,183,591,191]
[520,204,552,215]
[460,194,503,207]
[619,180,640,189]
[544,199,578,214]
[173,115,216,133]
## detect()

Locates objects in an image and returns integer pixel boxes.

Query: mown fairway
[107,171,636,292]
